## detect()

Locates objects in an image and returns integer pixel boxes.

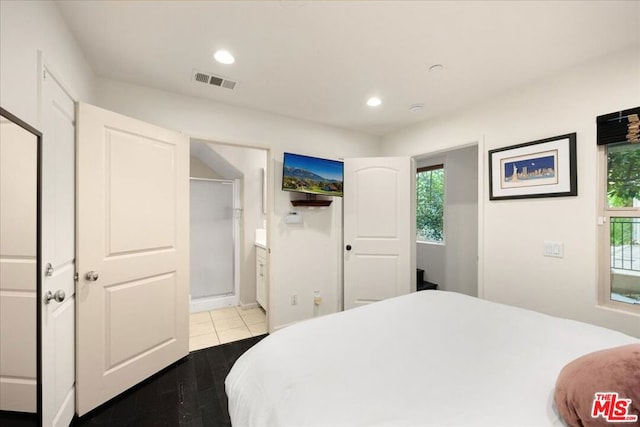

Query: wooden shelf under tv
[291,199,333,207]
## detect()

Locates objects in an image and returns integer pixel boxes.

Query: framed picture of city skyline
[489,133,577,200]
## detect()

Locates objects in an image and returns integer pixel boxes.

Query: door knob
[85,271,99,281]
[346,244,352,251]
[44,289,65,304]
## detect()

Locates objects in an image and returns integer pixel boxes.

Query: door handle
[346,244,352,251]
[85,271,99,282]
[44,289,65,304]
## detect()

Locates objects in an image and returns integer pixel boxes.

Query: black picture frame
[489,133,577,200]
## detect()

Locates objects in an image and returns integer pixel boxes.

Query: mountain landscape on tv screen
[283,166,343,196]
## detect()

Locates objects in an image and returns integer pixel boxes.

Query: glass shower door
[190,179,235,299]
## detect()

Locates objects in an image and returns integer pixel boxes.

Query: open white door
[0,110,38,414]
[41,68,77,427]
[343,157,416,310]
[75,103,189,415]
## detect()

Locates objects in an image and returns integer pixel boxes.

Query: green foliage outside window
[416,167,444,242]
[607,143,640,245]
[607,142,640,207]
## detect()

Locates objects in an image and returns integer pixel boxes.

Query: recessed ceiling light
[214,50,235,65]
[409,104,424,113]
[367,97,382,107]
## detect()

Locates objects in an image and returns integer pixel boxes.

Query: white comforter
[226,291,639,426]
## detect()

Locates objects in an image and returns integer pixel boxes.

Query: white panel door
[76,103,189,415]
[40,67,77,427]
[0,113,38,413]
[343,157,415,310]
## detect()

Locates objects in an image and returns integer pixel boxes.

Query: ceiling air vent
[192,70,237,90]
[221,79,236,90]
[194,72,210,83]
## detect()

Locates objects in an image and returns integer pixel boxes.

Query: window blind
[417,164,443,173]
[596,106,640,146]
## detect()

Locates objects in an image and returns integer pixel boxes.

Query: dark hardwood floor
[0,411,38,427]
[74,334,266,427]
[0,335,266,427]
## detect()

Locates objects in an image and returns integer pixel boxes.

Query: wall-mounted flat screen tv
[282,152,344,197]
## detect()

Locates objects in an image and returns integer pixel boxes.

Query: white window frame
[597,144,640,313]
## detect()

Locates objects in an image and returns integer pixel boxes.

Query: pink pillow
[554,344,640,427]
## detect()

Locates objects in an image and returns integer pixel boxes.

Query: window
[416,164,444,243]
[598,107,640,309]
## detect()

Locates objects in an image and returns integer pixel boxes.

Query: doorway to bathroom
[188,140,269,351]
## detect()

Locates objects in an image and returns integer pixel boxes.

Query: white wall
[444,145,478,297]
[0,0,95,125]
[190,156,223,180]
[416,145,478,296]
[95,78,380,329]
[381,48,640,338]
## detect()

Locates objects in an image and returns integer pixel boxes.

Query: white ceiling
[55,0,640,136]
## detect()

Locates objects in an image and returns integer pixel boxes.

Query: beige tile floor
[189,306,267,351]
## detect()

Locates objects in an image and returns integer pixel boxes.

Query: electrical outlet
[291,294,297,305]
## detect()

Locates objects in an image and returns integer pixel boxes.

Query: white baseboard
[190,295,238,313]
[238,301,259,310]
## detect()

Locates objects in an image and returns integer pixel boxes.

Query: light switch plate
[543,241,564,258]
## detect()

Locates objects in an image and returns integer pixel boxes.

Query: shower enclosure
[189,178,239,312]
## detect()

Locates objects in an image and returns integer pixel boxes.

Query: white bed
[225,291,639,426]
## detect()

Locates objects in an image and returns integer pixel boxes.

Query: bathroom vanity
[255,229,267,310]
